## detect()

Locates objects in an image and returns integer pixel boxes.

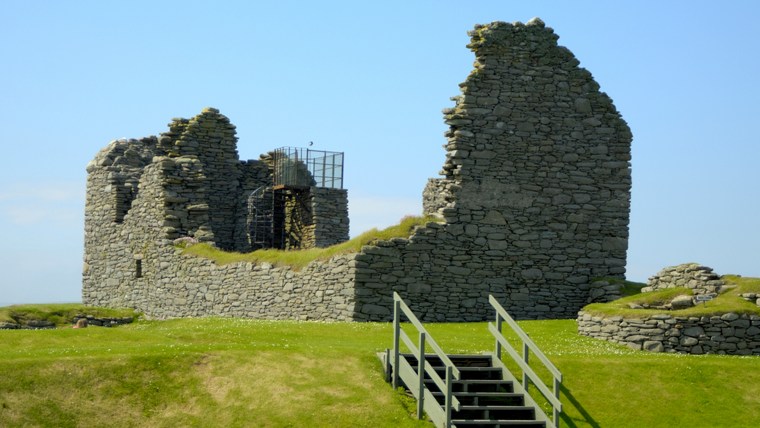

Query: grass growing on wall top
[182,215,440,270]
[2,317,760,427]
[583,275,760,318]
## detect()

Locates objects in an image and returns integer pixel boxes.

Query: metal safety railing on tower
[271,147,344,189]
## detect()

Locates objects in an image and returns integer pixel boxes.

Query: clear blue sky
[1,1,758,305]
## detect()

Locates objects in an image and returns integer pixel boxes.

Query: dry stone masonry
[578,263,760,354]
[642,263,725,295]
[83,19,632,321]
[83,108,351,317]
[403,18,631,319]
[578,311,760,355]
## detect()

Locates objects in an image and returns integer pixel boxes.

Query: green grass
[2,317,760,427]
[181,215,440,270]
[0,303,139,327]
[583,275,760,318]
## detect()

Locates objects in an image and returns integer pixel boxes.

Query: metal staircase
[247,186,285,250]
[380,293,562,428]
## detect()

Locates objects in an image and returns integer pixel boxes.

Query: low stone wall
[0,316,134,330]
[578,311,760,355]
[73,316,135,327]
[86,245,360,321]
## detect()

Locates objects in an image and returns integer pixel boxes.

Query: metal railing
[488,295,563,427]
[387,292,460,428]
[271,147,344,189]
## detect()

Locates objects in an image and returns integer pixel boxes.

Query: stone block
[721,313,740,321]
[521,268,543,280]
[682,326,704,337]
[671,295,694,310]
[643,341,664,353]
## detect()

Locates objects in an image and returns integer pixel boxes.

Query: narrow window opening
[135,259,143,278]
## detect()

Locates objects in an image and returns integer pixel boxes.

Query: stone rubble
[642,263,724,295]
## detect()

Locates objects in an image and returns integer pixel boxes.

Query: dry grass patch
[191,350,413,427]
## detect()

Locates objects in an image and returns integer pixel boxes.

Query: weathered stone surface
[415,19,632,320]
[643,341,664,352]
[644,263,724,295]
[683,326,704,337]
[721,313,740,321]
[671,295,694,310]
[578,311,760,356]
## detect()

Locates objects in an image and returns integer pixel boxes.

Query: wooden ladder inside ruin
[379,293,563,428]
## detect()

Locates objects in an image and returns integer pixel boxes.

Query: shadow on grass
[559,384,600,428]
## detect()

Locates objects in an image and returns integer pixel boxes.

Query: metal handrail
[391,292,460,428]
[488,295,563,427]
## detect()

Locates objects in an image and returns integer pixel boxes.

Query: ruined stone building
[83,18,631,321]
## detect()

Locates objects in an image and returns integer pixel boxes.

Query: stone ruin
[642,263,725,295]
[579,263,760,355]
[83,18,632,321]
[83,107,349,254]
[610,263,727,311]
[632,263,759,312]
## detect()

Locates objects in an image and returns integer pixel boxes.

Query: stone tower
[82,108,349,308]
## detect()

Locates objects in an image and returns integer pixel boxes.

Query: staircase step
[451,419,546,428]
[401,353,493,368]
[423,366,504,381]
[455,405,536,420]
[452,366,504,380]
[431,391,526,406]
[425,379,514,393]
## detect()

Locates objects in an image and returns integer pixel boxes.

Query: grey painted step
[431,391,526,406]
[420,365,504,381]
[425,378,515,393]
[451,419,546,428]
[455,405,536,420]
[449,366,504,380]
[402,353,493,368]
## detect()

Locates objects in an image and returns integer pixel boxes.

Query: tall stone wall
[353,18,632,321]
[159,109,241,250]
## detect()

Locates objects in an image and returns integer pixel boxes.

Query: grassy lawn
[2,317,759,427]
